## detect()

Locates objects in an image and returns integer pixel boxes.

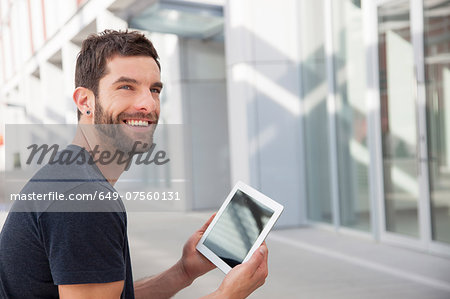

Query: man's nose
[134,90,157,112]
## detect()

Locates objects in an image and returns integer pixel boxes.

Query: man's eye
[150,88,161,94]
[119,85,132,90]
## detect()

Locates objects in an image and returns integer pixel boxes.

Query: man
[0,30,268,298]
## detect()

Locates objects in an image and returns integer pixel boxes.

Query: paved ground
[1,210,450,298]
[127,211,450,299]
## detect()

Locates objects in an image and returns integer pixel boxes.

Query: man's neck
[72,126,128,186]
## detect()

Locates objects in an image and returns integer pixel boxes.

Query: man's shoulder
[22,144,107,194]
[13,145,123,213]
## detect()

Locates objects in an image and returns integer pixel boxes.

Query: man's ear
[73,87,95,117]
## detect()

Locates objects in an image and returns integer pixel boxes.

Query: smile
[124,119,150,127]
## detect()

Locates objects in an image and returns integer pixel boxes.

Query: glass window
[424,0,450,244]
[378,0,420,238]
[333,0,371,231]
[300,0,332,223]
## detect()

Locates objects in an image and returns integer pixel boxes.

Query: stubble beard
[93,97,158,155]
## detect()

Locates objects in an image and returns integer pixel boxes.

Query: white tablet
[196,181,284,274]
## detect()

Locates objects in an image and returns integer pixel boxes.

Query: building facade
[0,0,449,257]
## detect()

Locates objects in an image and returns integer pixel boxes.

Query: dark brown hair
[75,29,160,120]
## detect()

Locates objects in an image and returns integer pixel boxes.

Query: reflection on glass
[424,0,450,244]
[378,1,419,237]
[203,190,274,268]
[300,0,333,223]
[333,0,371,231]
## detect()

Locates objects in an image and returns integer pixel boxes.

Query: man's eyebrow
[112,76,140,85]
[113,76,163,89]
[152,82,164,89]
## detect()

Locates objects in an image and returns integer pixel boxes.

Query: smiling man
[0,30,268,298]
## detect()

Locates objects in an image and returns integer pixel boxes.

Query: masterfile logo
[26,142,170,171]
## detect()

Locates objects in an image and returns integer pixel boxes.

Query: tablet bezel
[196,181,284,274]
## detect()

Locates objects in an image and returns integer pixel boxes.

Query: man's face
[93,55,162,153]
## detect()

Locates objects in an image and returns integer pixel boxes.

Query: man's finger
[256,246,269,278]
[244,245,265,275]
[262,243,268,264]
[199,213,216,232]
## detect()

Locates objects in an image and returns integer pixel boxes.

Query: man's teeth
[126,120,149,127]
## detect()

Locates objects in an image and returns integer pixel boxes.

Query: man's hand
[134,214,269,299]
[179,213,217,283]
[202,242,269,299]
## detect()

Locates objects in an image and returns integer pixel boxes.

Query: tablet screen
[203,190,275,268]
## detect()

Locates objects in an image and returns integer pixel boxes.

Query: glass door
[374,0,450,254]
[424,0,450,247]
[377,0,421,239]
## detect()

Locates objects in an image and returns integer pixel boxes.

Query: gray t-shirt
[0,145,134,298]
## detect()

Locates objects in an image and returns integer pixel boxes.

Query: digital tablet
[196,181,284,274]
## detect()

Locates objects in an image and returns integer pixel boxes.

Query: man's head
[73,30,162,153]
[75,29,160,120]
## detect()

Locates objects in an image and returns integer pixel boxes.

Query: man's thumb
[245,245,265,272]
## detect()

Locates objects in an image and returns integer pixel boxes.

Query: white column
[62,42,81,124]
[225,0,304,226]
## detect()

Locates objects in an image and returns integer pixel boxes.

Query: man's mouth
[123,119,150,127]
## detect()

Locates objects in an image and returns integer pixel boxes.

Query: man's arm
[134,213,216,298]
[133,260,194,298]
[58,281,124,299]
